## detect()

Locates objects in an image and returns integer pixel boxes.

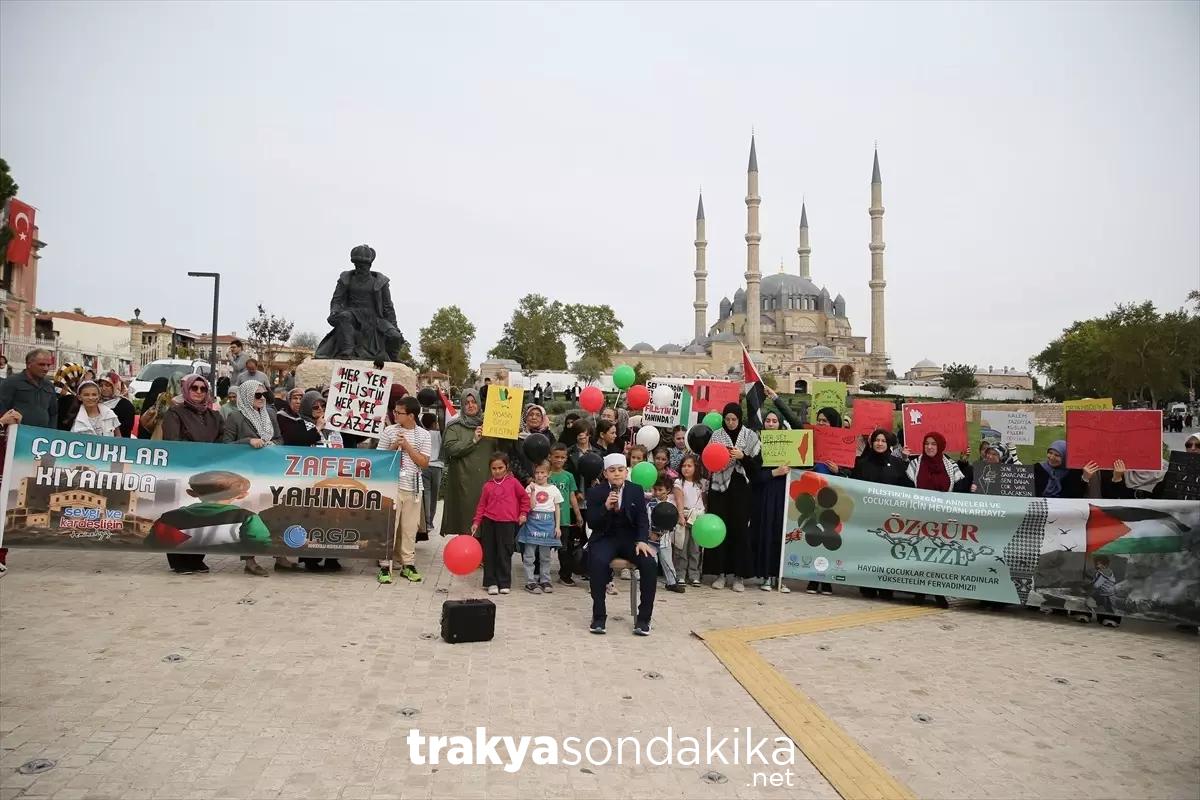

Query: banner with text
[0,425,398,559]
[482,386,525,440]
[780,471,1200,624]
[643,379,693,428]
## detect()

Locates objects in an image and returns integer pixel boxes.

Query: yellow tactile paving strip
[699,606,944,800]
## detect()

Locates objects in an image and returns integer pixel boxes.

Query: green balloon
[703,411,723,431]
[692,513,727,549]
[631,461,658,490]
[613,364,636,391]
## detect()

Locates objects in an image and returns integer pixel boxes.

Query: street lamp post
[187,271,221,381]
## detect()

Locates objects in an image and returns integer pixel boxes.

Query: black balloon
[417,387,439,407]
[817,487,838,509]
[686,423,713,454]
[650,502,679,531]
[821,530,843,551]
[522,433,551,464]
[578,451,605,483]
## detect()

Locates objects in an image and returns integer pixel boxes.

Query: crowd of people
[0,346,1194,633]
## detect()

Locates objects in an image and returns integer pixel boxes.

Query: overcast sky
[2,1,1197,377]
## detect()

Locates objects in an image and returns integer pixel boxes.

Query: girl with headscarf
[222,380,292,575]
[750,407,793,592]
[98,372,136,437]
[1033,440,1086,498]
[441,388,504,537]
[70,381,123,438]
[158,374,223,574]
[812,406,853,476]
[54,363,85,430]
[704,402,762,592]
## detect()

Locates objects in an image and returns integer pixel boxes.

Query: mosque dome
[629,342,655,353]
[682,343,707,355]
[657,343,682,353]
[761,273,822,297]
[913,358,939,369]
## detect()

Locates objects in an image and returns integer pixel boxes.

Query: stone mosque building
[613,136,889,391]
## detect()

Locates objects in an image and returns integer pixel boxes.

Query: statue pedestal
[294,358,418,394]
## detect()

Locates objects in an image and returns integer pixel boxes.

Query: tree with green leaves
[561,304,624,368]
[632,361,652,387]
[0,158,19,257]
[940,363,979,400]
[419,305,476,385]
[488,294,568,370]
[246,305,294,378]
[1032,299,1199,405]
[860,381,887,394]
[572,355,604,385]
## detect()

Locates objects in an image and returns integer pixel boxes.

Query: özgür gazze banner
[0,425,399,559]
[782,472,1200,625]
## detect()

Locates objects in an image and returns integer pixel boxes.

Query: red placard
[812,425,859,469]
[690,380,741,414]
[850,399,895,435]
[1066,410,1163,470]
[902,402,968,455]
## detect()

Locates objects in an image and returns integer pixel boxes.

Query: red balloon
[579,386,604,413]
[701,442,731,473]
[626,384,650,411]
[443,534,483,576]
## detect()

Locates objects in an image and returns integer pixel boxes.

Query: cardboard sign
[980,410,1036,446]
[902,402,968,454]
[1161,450,1200,501]
[482,386,525,440]
[1065,410,1163,470]
[809,381,847,424]
[849,399,895,435]
[1062,398,1113,413]
[975,463,1035,497]
[760,429,814,468]
[326,364,394,439]
[690,380,740,414]
[643,379,692,428]
[812,425,858,469]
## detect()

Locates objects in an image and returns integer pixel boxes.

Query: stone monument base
[294,358,418,394]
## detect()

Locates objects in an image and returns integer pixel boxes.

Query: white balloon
[635,426,660,449]
[651,384,675,407]
[627,415,643,428]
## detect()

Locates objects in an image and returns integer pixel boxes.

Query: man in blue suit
[585,454,658,635]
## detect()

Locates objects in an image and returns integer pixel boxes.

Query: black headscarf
[817,406,843,429]
[865,428,897,463]
[722,402,744,444]
[142,378,169,415]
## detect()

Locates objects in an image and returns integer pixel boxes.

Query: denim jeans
[522,544,554,585]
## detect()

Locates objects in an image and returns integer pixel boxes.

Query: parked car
[129,359,211,401]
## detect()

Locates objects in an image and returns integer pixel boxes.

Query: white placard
[980,410,1035,446]
[326,363,394,439]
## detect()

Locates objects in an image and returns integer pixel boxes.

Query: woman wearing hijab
[223,380,293,576]
[510,404,551,486]
[813,406,852,476]
[704,402,762,592]
[751,407,792,592]
[903,432,967,608]
[137,377,170,440]
[158,374,224,574]
[441,388,503,538]
[853,428,911,487]
[54,363,85,430]
[1033,440,1086,499]
[277,388,322,447]
[97,372,136,437]
[558,412,582,446]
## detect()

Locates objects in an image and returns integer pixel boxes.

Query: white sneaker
[487,585,499,595]
[499,587,510,595]
[779,582,791,594]
[711,576,726,590]
[732,579,745,592]
[760,579,774,592]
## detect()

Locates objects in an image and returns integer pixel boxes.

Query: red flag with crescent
[5,199,36,266]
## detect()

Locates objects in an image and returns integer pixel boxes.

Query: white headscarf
[235,380,276,442]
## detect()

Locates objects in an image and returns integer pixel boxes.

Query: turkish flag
[5,199,36,266]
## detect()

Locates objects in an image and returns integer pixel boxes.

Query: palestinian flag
[1085,504,1189,555]
[742,345,765,431]
[149,503,268,548]
[438,387,457,416]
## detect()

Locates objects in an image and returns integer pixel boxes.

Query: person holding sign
[442,389,504,538]
[705,403,762,592]
[376,396,432,585]
[1033,440,1087,499]
[903,432,963,608]
[751,408,793,592]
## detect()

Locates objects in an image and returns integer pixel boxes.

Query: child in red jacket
[471,452,530,595]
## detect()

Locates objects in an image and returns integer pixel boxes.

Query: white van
[129,359,211,401]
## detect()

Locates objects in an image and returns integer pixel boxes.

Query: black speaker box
[440,599,496,644]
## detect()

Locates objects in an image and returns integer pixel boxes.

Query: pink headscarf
[178,374,212,413]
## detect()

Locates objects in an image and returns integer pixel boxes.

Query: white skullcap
[603,454,626,470]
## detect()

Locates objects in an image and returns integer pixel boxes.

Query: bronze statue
[314,244,406,362]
